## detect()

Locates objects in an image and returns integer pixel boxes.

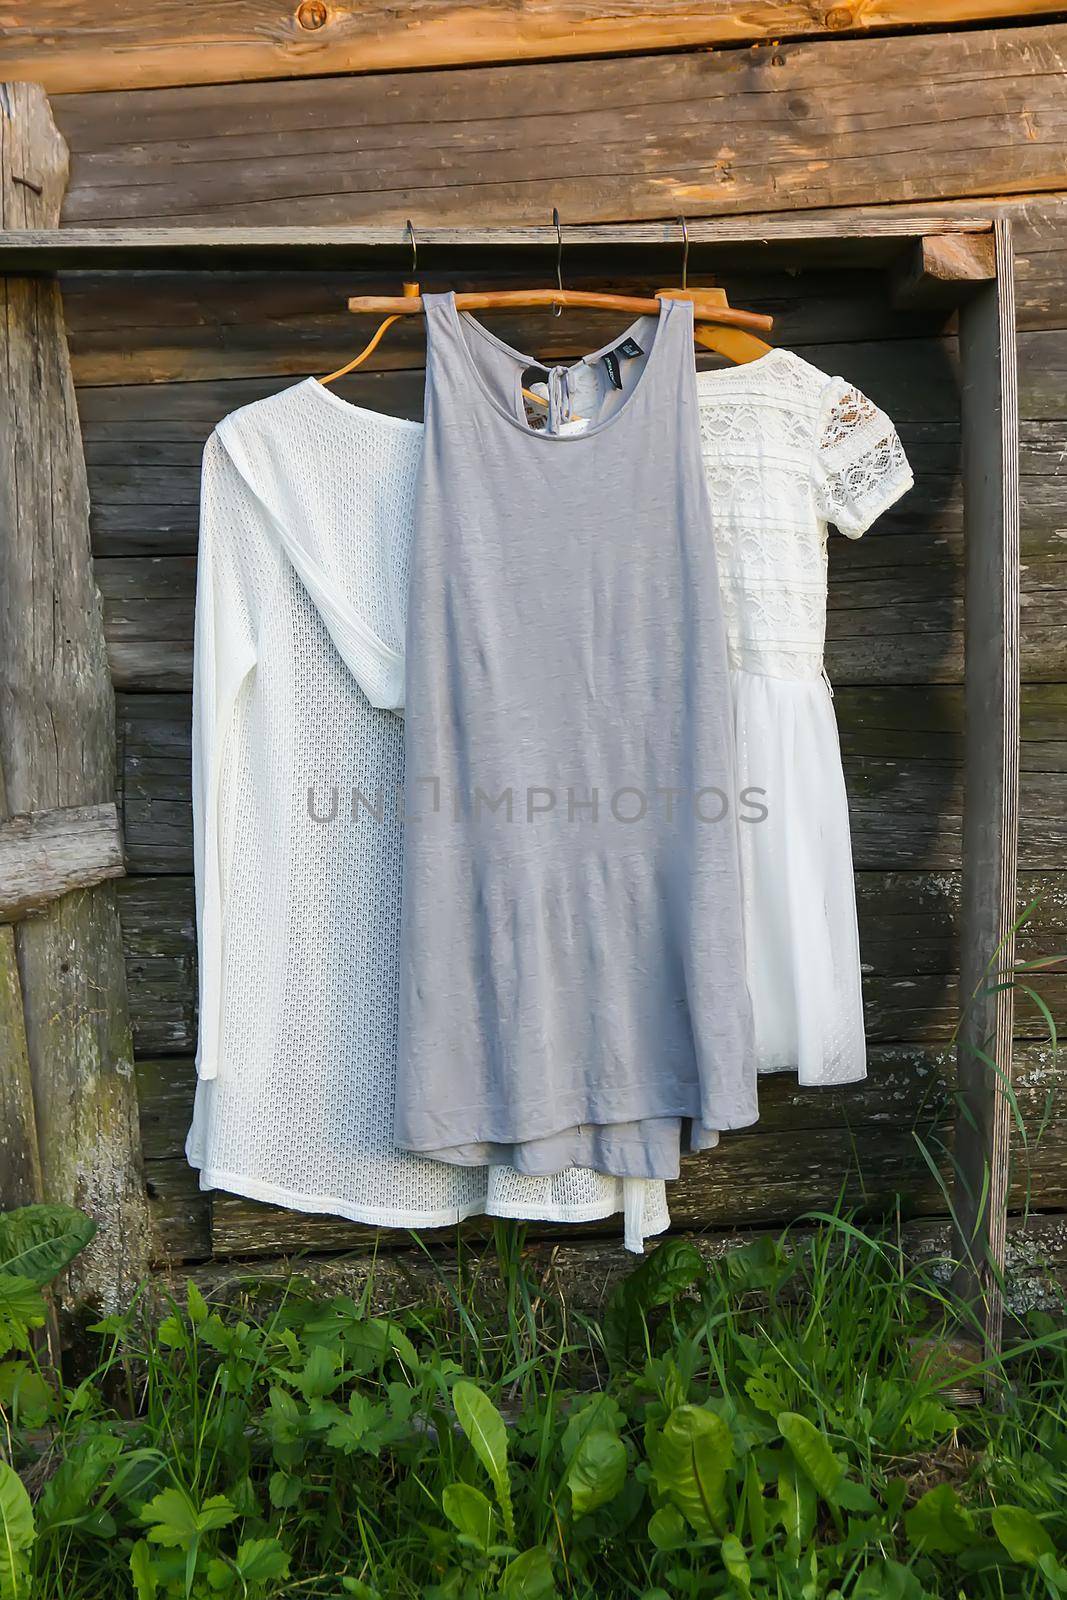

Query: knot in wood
[296,0,328,29]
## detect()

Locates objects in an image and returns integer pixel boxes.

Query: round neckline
[301,376,423,431]
[694,348,785,386]
[441,291,681,443]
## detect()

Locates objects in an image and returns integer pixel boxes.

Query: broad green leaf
[0,1206,96,1288]
[853,1558,924,1599]
[833,1479,879,1515]
[1037,1552,1067,1593]
[0,1277,46,1356]
[992,1505,1056,1566]
[139,1488,236,1546]
[721,1533,752,1595]
[560,1393,626,1464]
[648,1404,733,1535]
[341,1581,382,1599]
[603,1240,704,1363]
[185,1282,209,1326]
[293,1344,340,1400]
[498,1546,556,1597]
[648,1505,688,1551]
[566,1430,627,1517]
[777,1463,817,1556]
[205,1556,234,1592]
[0,1362,52,1427]
[233,1538,290,1583]
[452,1381,514,1541]
[345,1317,419,1375]
[325,1391,390,1455]
[129,1540,158,1600]
[744,1365,790,1417]
[905,1483,977,1554]
[442,1484,496,1551]
[268,1471,302,1509]
[0,1461,35,1600]
[778,1413,843,1501]
[741,1456,767,1550]
[36,1435,123,1532]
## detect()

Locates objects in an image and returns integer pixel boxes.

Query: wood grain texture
[0,803,125,922]
[0,81,152,1308]
[64,268,954,389]
[163,1212,1067,1318]
[892,232,997,309]
[131,1039,1065,1260]
[0,924,43,1210]
[953,219,1021,1353]
[114,685,1067,877]
[6,0,1065,95]
[0,695,43,1214]
[114,870,1066,1061]
[48,197,1067,385]
[51,24,1067,226]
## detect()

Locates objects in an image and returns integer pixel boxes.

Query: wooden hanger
[319,215,774,387]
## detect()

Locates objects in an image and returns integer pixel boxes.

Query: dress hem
[189,1163,653,1231]
[401,1102,760,1168]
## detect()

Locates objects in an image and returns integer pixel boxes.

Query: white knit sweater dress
[184,378,670,1247]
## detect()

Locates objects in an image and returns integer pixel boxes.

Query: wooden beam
[0,81,152,1310]
[51,24,1067,227]
[161,1213,1067,1320]
[0,924,43,1210]
[0,803,125,922]
[114,869,1066,1060]
[0,216,995,272]
[4,0,1063,96]
[953,218,1021,1359]
[0,765,44,1214]
[892,233,997,310]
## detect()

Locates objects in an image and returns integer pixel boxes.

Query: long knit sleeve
[191,432,277,1080]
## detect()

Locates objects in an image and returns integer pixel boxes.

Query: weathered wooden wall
[4,8,1063,1292]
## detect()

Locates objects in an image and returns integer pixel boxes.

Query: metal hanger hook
[552,207,564,316]
[678,216,689,291]
[405,219,418,279]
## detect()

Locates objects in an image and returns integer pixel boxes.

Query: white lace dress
[695,350,913,1084]
[185,378,670,1248]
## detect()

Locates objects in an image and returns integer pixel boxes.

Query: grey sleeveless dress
[396,291,756,1180]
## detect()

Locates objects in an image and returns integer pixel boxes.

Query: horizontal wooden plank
[53,25,1067,227]
[116,870,1067,1060]
[137,1042,960,1166]
[0,217,995,269]
[49,197,1067,397]
[52,197,1067,391]
[95,523,1067,692]
[144,1156,212,1264]
[0,802,125,921]
[114,687,1067,874]
[166,1212,1067,1317]
[63,269,958,389]
[8,2,1064,95]
[132,1038,1064,1256]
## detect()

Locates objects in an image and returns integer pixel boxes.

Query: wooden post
[953,218,1020,1358]
[0,82,152,1307]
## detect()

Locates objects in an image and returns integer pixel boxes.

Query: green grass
[2,1206,1067,1599]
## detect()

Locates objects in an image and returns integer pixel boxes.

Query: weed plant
[1,1203,1066,1599]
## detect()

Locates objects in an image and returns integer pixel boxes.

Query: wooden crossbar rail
[0,217,996,270]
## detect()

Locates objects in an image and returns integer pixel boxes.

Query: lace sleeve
[813,379,913,538]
